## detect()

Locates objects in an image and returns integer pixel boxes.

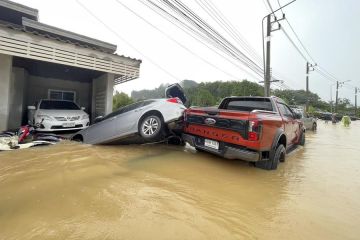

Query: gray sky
[12,0,360,103]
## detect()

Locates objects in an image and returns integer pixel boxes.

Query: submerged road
[0,121,359,239]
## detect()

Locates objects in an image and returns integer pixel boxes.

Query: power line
[142,0,264,80]
[114,0,241,80]
[139,0,263,81]
[168,0,264,76]
[75,0,180,81]
[199,0,263,64]
[277,0,316,63]
[281,25,309,62]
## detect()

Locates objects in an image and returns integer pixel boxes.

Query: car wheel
[139,115,163,141]
[255,144,285,170]
[195,147,205,152]
[312,122,317,131]
[300,132,305,146]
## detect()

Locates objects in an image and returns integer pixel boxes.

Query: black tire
[255,144,285,170]
[312,123,317,131]
[139,115,163,141]
[71,134,83,142]
[195,147,205,152]
[300,132,305,146]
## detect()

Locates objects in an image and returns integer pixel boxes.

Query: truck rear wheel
[255,144,285,170]
[300,132,305,146]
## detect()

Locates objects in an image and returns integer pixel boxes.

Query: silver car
[71,84,186,144]
[291,107,317,131]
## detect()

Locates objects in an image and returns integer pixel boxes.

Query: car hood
[165,83,187,104]
[37,109,87,117]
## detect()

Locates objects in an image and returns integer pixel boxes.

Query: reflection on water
[0,122,360,239]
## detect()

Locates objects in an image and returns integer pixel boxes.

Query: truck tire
[255,144,285,170]
[300,132,305,146]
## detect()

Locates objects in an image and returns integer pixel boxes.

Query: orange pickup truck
[182,96,305,170]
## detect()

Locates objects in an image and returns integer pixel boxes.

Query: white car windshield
[39,100,80,110]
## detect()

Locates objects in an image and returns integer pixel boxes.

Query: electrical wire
[140,0,264,81]
[75,0,181,81]
[114,0,241,80]
[162,0,264,75]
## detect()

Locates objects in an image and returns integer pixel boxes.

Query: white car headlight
[82,114,89,120]
[37,114,52,121]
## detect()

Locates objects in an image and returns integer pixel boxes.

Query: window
[103,100,154,121]
[48,89,76,102]
[39,100,80,110]
[221,98,274,111]
[278,103,294,118]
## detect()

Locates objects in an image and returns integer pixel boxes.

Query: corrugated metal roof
[0,20,142,63]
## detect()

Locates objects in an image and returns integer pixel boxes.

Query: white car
[32,99,90,132]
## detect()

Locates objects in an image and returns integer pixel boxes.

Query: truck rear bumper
[182,133,261,162]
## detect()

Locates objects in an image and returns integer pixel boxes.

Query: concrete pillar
[91,73,114,121]
[0,54,13,131]
[8,67,27,129]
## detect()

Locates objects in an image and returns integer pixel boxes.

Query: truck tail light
[248,119,261,141]
[167,97,183,104]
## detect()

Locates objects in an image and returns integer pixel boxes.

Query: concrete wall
[0,54,13,131]
[26,75,92,113]
[91,73,114,121]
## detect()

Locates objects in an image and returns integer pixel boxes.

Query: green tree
[191,88,216,106]
[113,91,133,111]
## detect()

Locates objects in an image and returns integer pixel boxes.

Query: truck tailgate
[184,108,250,145]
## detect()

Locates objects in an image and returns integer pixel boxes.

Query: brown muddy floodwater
[0,121,359,240]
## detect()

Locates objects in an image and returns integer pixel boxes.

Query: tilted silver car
[71,84,187,144]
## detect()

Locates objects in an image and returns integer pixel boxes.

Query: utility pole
[264,15,284,96]
[355,87,358,116]
[335,81,339,113]
[264,15,272,97]
[335,80,351,113]
[305,62,316,112]
[262,0,295,97]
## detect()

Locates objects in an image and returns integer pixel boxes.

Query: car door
[83,109,124,144]
[303,113,312,129]
[111,102,146,137]
[277,103,296,146]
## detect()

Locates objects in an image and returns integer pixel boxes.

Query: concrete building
[0,0,141,131]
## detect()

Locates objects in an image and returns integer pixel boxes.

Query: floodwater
[0,122,359,240]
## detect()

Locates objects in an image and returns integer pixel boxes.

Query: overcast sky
[12,0,360,103]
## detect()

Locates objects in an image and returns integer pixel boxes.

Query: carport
[0,0,141,131]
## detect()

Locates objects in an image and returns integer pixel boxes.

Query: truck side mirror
[81,107,86,111]
[27,106,36,110]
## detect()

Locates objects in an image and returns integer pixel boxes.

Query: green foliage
[113,91,133,111]
[128,79,341,113]
[185,80,264,106]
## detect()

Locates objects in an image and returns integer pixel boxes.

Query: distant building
[0,0,141,131]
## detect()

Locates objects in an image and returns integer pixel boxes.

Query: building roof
[0,0,140,61]
[22,17,117,54]
[0,0,38,23]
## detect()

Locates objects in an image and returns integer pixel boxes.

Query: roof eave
[22,17,117,53]
[0,0,38,20]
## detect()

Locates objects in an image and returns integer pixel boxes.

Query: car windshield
[39,100,80,110]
